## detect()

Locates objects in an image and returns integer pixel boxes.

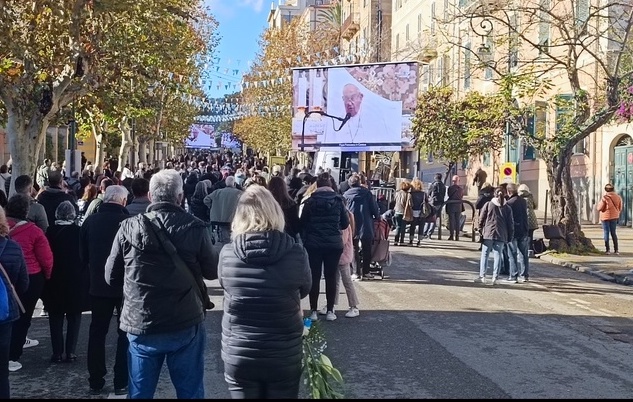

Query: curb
[539,254,633,286]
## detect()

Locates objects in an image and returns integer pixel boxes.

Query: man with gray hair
[79,185,130,396]
[505,183,530,283]
[105,169,218,399]
[203,175,242,243]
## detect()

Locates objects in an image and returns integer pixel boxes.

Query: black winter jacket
[506,194,529,239]
[80,203,130,298]
[0,238,28,323]
[343,186,379,240]
[105,202,218,335]
[428,180,446,207]
[36,187,79,228]
[218,230,311,372]
[300,188,349,250]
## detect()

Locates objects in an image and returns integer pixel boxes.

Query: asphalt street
[9,238,633,399]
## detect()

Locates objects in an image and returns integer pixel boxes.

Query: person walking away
[596,183,623,255]
[408,178,429,246]
[36,170,79,229]
[14,175,48,233]
[319,208,361,318]
[82,177,114,221]
[342,174,380,280]
[204,176,243,244]
[425,173,446,239]
[218,185,311,399]
[268,176,301,239]
[517,184,539,254]
[42,201,89,363]
[0,206,28,396]
[446,175,464,241]
[300,172,349,321]
[476,187,514,285]
[125,178,151,216]
[35,159,52,191]
[80,185,131,395]
[6,194,53,371]
[392,180,411,246]
[505,183,530,283]
[105,169,218,399]
[475,183,494,249]
[189,180,212,222]
[472,167,487,192]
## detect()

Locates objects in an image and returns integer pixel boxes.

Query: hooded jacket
[105,202,218,335]
[36,187,78,228]
[0,238,29,323]
[8,218,53,278]
[478,198,514,243]
[300,187,349,250]
[218,230,311,372]
[343,185,379,240]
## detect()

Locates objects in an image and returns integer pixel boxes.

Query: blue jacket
[343,186,379,240]
[0,238,29,323]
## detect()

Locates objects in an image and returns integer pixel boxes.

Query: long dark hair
[494,186,506,206]
[268,176,295,209]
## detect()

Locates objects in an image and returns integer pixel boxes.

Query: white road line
[570,298,591,305]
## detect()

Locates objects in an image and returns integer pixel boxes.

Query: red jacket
[8,218,54,279]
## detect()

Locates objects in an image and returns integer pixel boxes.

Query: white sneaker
[23,337,39,349]
[309,311,318,321]
[325,311,337,321]
[345,307,360,318]
[319,306,334,315]
[8,360,22,372]
[474,276,485,284]
[491,278,497,286]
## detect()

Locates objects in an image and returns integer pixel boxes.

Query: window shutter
[524,113,535,160]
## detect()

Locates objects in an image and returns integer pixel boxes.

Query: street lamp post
[471,15,515,169]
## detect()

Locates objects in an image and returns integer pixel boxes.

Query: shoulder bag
[142,213,214,311]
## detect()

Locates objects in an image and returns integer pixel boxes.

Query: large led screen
[291,62,419,152]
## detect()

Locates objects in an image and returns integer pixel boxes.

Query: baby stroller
[368,218,391,279]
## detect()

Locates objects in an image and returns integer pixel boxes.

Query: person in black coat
[35,170,78,228]
[475,183,494,248]
[189,180,212,222]
[79,185,131,395]
[42,201,89,363]
[445,175,464,241]
[218,185,311,399]
[268,176,300,239]
[299,172,349,321]
[0,207,28,396]
[342,175,380,279]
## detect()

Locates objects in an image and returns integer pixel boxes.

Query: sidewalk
[464,196,633,286]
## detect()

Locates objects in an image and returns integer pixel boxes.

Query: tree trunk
[5,107,47,196]
[545,148,595,252]
[118,118,132,168]
[138,141,147,164]
[148,139,155,165]
[91,123,104,172]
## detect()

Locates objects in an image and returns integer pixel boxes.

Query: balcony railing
[341,12,360,40]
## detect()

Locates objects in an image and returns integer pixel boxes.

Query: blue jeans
[127,322,206,399]
[394,213,406,243]
[508,236,530,279]
[479,240,504,279]
[602,219,619,252]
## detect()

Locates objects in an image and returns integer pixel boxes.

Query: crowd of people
[0,149,624,399]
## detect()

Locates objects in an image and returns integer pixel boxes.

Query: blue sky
[205,0,269,99]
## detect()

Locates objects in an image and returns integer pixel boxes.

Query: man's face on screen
[342,85,363,117]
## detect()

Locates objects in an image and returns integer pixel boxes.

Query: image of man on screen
[322,83,393,146]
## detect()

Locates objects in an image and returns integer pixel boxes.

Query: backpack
[0,271,9,321]
[532,238,547,254]
[420,193,433,218]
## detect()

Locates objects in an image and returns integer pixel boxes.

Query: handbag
[142,213,215,311]
[403,194,413,222]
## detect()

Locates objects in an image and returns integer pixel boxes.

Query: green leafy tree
[411,86,506,181]
[439,1,633,251]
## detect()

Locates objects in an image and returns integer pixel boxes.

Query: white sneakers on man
[23,337,39,349]
[8,360,22,372]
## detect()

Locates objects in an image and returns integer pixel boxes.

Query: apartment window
[418,14,422,33]
[422,65,430,89]
[573,138,588,154]
[464,43,471,90]
[524,101,547,160]
[428,63,435,86]
[444,0,449,20]
[364,0,367,8]
[484,36,493,80]
[538,0,550,55]
[406,24,410,42]
[576,0,589,34]
[436,57,443,83]
[430,3,436,36]
[442,54,450,86]
[396,33,400,50]
[483,152,491,167]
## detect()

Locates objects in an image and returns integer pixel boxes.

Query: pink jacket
[339,211,355,265]
[8,218,54,279]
